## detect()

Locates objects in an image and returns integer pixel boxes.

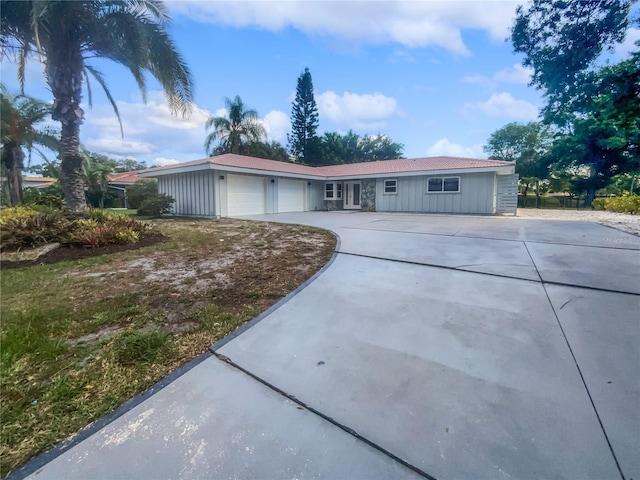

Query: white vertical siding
[157,170,216,217]
[307,181,325,211]
[376,172,496,214]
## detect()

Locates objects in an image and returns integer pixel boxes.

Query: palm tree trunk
[2,144,24,206]
[47,48,88,217]
[9,148,24,206]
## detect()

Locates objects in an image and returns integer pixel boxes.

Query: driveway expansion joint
[212,353,439,480]
[524,243,627,480]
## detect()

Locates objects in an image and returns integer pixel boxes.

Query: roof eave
[325,165,515,180]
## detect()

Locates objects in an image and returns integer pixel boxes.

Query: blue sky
[2,1,639,168]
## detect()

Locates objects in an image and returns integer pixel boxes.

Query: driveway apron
[18,212,639,480]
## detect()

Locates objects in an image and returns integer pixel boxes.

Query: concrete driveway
[18,212,639,480]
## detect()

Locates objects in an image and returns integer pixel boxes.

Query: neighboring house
[139,154,518,217]
[107,170,155,208]
[22,176,57,188]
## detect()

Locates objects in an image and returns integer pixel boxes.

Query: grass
[0,218,336,477]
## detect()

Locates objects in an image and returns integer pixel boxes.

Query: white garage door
[227,174,266,216]
[278,178,305,213]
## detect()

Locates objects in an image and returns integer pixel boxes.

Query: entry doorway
[344,181,361,210]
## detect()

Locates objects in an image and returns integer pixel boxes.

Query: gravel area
[515,208,640,236]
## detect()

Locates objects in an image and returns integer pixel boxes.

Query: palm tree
[1,0,193,217]
[1,87,59,205]
[82,158,114,209]
[205,96,266,156]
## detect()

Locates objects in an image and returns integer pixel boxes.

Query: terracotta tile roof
[23,176,57,183]
[317,157,513,177]
[142,154,514,178]
[108,170,153,184]
[141,154,319,176]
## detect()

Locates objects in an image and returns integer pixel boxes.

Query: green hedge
[597,195,640,214]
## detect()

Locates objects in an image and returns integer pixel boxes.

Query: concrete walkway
[16,212,639,480]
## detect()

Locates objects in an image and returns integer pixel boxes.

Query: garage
[277,178,306,213]
[227,174,266,216]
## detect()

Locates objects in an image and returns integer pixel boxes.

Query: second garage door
[278,178,305,213]
[227,174,266,216]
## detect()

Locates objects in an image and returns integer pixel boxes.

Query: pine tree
[287,67,320,163]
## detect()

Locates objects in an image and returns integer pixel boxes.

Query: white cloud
[84,137,157,155]
[152,157,181,167]
[169,1,519,56]
[426,138,484,158]
[493,64,532,84]
[464,92,538,121]
[316,91,400,130]
[261,110,290,143]
[82,91,211,160]
[464,64,532,87]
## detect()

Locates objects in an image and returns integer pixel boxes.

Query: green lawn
[0,218,335,477]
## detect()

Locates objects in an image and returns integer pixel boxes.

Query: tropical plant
[1,0,193,216]
[287,67,320,164]
[204,95,266,156]
[82,157,114,208]
[0,86,58,205]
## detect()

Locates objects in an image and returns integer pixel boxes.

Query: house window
[324,182,343,200]
[384,179,398,194]
[427,177,460,193]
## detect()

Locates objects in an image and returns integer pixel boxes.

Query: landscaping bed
[0,218,336,477]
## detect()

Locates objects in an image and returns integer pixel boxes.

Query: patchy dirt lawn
[0,218,336,477]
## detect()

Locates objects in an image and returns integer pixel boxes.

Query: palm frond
[85,64,124,137]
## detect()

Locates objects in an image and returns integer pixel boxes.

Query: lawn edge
[6,229,340,480]
[6,352,211,480]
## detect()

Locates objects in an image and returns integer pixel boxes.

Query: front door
[344,181,361,210]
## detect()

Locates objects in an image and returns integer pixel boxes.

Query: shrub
[78,217,150,248]
[125,180,158,209]
[0,209,75,251]
[603,195,640,214]
[138,194,174,217]
[23,185,64,209]
[0,206,38,224]
[89,208,127,224]
[592,198,606,210]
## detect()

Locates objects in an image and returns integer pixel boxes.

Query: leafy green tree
[244,140,290,162]
[318,130,404,165]
[288,67,320,164]
[484,122,554,207]
[358,134,404,162]
[1,0,193,216]
[511,0,637,205]
[116,157,147,172]
[204,95,266,156]
[548,51,640,204]
[511,0,632,124]
[0,87,58,205]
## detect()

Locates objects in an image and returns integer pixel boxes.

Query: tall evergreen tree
[287,67,320,164]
